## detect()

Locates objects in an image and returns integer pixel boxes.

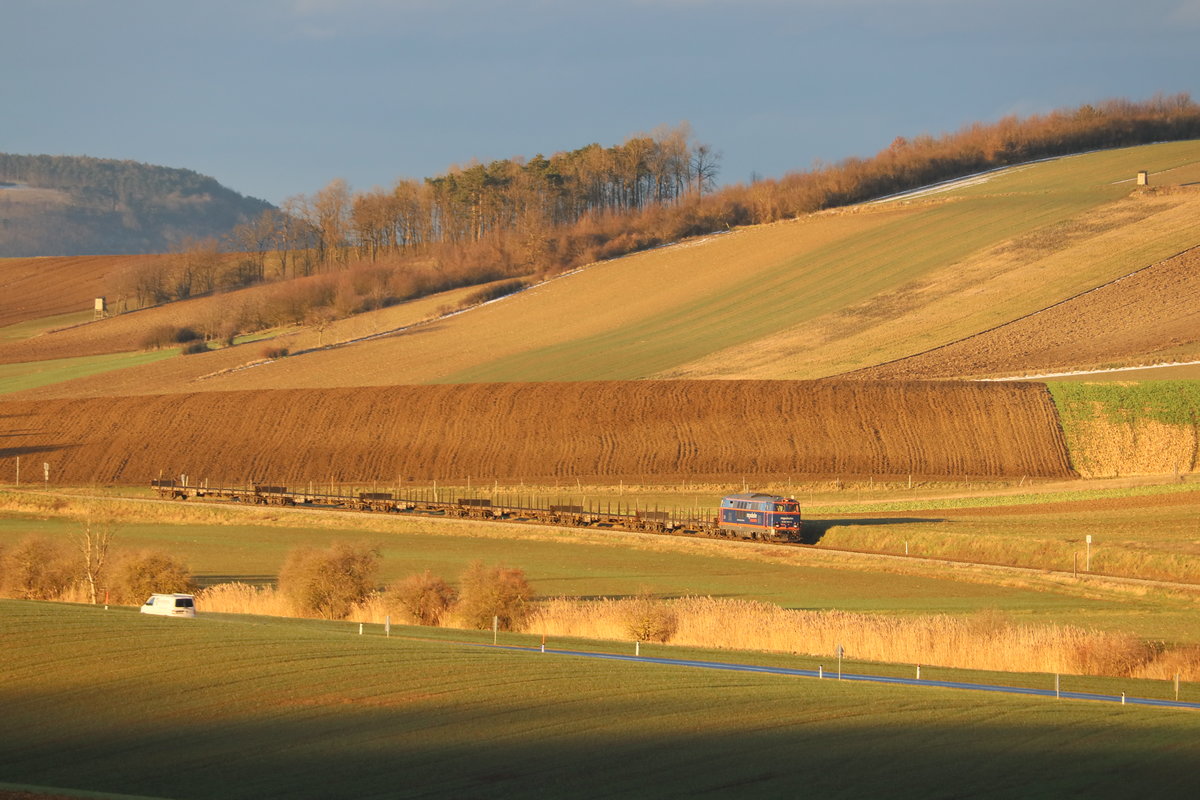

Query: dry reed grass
[195,582,397,625]
[82,581,1200,681]
[195,583,294,617]
[522,596,1198,680]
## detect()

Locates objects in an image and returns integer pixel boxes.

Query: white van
[140,593,196,617]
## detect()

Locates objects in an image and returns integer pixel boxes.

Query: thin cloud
[1170,0,1200,23]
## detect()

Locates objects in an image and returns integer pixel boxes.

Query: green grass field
[1,601,1196,800]
[0,349,177,394]
[443,193,1120,383]
[1049,380,1200,427]
[441,141,1200,383]
[2,485,1198,642]
[0,310,94,342]
[0,500,1105,615]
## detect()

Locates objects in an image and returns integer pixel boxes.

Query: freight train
[152,480,803,542]
[718,492,802,539]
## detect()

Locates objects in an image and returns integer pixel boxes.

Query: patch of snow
[979,359,1200,381]
[868,153,1084,205]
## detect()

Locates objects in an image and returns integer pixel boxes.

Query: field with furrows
[0,254,162,329]
[0,380,1073,485]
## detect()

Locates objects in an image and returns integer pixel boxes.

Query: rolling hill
[1,141,1199,483]
[4,140,1198,402]
[0,154,273,256]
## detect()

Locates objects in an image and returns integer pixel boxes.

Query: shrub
[622,590,678,643]
[278,542,381,619]
[110,550,197,604]
[140,324,178,351]
[141,325,205,351]
[180,340,210,355]
[0,536,76,600]
[172,326,202,344]
[260,345,289,360]
[387,570,456,626]
[455,561,534,631]
[459,279,527,308]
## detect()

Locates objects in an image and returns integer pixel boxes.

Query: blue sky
[3,0,1196,205]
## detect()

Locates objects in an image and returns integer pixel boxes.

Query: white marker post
[492,615,498,645]
[837,644,844,680]
[385,615,391,638]
[1085,535,1093,572]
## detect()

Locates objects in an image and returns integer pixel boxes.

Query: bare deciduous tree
[78,517,117,605]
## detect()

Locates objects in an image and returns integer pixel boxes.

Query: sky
[3,0,1197,206]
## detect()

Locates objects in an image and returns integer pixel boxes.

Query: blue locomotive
[718,492,802,541]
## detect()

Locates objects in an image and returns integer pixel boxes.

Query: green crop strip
[1048,380,1200,427]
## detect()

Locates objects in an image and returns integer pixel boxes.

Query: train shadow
[800,517,947,545]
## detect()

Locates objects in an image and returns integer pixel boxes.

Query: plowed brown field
[0,381,1073,485]
[0,276,487,368]
[0,254,158,329]
[853,241,1200,380]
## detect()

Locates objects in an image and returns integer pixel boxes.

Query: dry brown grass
[1070,416,1198,477]
[523,595,1197,680]
[182,586,1200,679]
[196,582,295,617]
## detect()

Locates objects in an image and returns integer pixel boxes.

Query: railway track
[145,480,1200,595]
[152,480,749,539]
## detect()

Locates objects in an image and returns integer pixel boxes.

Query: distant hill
[0,154,274,256]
